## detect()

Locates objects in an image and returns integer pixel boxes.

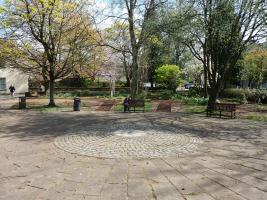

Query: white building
[0,68,29,94]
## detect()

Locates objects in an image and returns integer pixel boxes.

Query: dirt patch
[95,100,116,111]
[156,100,172,112]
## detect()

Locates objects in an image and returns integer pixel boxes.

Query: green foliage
[158,90,173,100]
[57,78,110,88]
[182,105,206,114]
[241,114,267,122]
[172,94,208,105]
[222,88,267,104]
[137,91,147,100]
[182,66,202,86]
[240,92,248,104]
[241,47,267,88]
[187,88,202,97]
[155,64,183,92]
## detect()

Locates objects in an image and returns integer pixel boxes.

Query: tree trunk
[207,77,224,108]
[48,79,56,107]
[126,77,130,87]
[130,60,138,99]
[203,66,208,97]
[207,87,219,108]
[150,78,154,89]
[44,81,49,94]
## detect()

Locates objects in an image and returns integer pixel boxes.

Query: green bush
[137,91,147,100]
[155,64,183,92]
[188,87,204,97]
[116,80,127,87]
[172,94,208,105]
[159,90,173,100]
[222,88,267,104]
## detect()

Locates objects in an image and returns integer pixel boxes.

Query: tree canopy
[0,0,266,104]
[1,0,99,106]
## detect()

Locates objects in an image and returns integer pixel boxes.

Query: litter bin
[73,97,81,111]
[19,96,26,109]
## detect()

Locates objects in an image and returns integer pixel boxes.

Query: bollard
[73,97,81,111]
[19,96,26,109]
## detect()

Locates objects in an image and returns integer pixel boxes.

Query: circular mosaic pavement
[54,124,202,159]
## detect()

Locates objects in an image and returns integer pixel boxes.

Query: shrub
[172,94,208,105]
[159,90,173,100]
[222,88,267,104]
[155,64,183,92]
[188,87,202,97]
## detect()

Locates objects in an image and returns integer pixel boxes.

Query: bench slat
[207,103,237,119]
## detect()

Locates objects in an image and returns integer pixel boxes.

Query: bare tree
[101,0,163,97]
[104,21,132,86]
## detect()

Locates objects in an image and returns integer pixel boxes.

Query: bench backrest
[129,99,145,106]
[214,103,236,111]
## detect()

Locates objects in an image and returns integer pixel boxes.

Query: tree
[1,0,97,106]
[155,64,182,92]
[186,0,267,106]
[0,39,7,68]
[241,47,267,88]
[182,65,202,88]
[108,0,162,98]
[104,21,132,86]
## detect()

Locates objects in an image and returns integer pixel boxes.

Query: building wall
[0,68,29,94]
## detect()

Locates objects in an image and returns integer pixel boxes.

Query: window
[0,78,6,91]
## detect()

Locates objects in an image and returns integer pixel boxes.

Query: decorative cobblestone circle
[54,124,202,159]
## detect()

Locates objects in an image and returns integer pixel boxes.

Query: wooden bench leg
[220,111,222,118]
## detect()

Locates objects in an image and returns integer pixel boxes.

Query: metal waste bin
[73,97,81,111]
[19,96,26,109]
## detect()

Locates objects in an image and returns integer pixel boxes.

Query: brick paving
[54,124,202,158]
[0,110,266,200]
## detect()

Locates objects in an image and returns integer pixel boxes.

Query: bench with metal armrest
[207,103,237,119]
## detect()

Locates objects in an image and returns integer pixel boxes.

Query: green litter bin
[19,96,26,109]
[73,97,81,111]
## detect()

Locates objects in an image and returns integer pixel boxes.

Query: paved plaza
[0,110,267,200]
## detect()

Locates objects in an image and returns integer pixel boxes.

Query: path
[0,110,266,200]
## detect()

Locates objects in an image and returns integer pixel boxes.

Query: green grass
[182,104,206,114]
[255,105,267,112]
[113,101,153,112]
[241,114,267,122]
[26,105,72,112]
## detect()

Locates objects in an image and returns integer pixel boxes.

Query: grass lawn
[181,104,206,114]
[240,113,267,122]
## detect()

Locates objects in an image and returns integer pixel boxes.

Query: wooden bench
[128,99,145,112]
[207,103,236,119]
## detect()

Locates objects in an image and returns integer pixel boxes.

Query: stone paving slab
[0,110,266,200]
